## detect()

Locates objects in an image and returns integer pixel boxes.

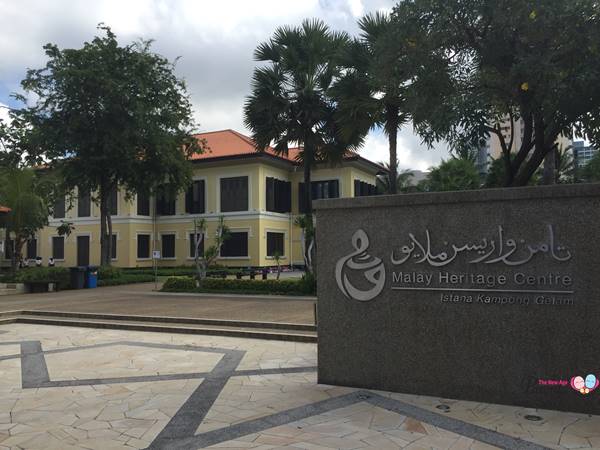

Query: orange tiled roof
[191,129,298,162]
[0,206,10,213]
[189,129,384,173]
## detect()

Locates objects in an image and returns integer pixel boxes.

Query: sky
[0,0,449,170]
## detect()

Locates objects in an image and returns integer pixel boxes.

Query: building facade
[4,130,382,268]
[573,140,598,169]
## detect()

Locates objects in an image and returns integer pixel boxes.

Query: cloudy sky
[0,0,448,170]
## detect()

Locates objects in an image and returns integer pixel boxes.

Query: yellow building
[13,130,383,269]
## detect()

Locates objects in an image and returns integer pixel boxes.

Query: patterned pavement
[0,324,599,449]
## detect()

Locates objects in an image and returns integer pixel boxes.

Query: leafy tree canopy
[582,151,600,182]
[422,158,481,192]
[0,167,52,270]
[392,0,600,186]
[17,24,202,265]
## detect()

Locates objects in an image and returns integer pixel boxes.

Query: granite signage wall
[315,184,600,414]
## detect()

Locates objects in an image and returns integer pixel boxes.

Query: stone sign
[315,184,600,414]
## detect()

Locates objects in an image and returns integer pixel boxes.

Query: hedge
[97,274,155,287]
[0,266,153,290]
[161,275,316,296]
[12,267,72,290]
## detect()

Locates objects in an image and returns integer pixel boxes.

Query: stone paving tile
[45,343,223,380]
[196,373,354,434]
[204,402,488,450]
[1,323,599,450]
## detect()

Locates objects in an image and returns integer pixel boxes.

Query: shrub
[98,265,123,280]
[161,276,316,296]
[16,267,71,290]
[161,276,196,291]
[97,274,154,287]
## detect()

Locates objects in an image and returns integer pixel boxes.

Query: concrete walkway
[0,283,316,324]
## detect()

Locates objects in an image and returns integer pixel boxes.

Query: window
[111,234,117,260]
[185,180,205,214]
[137,192,150,216]
[162,234,176,258]
[110,187,118,216]
[52,236,64,260]
[220,231,248,257]
[299,180,340,213]
[156,187,176,216]
[53,196,65,219]
[266,178,291,213]
[137,234,150,259]
[189,233,204,258]
[4,239,14,260]
[26,239,37,259]
[354,180,377,197]
[266,232,285,257]
[220,176,248,212]
[77,189,91,217]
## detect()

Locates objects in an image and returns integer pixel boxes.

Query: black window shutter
[198,180,205,213]
[266,177,275,212]
[299,183,306,214]
[185,186,193,213]
[330,180,339,198]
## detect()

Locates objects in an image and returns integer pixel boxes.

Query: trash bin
[70,267,86,289]
[86,266,98,289]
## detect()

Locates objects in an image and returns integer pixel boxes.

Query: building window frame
[160,232,177,260]
[217,174,251,214]
[51,235,65,261]
[265,230,286,259]
[136,233,151,260]
[219,228,250,259]
[77,188,91,218]
[185,177,207,215]
[136,192,151,217]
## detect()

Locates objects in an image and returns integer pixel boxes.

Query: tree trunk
[542,147,556,185]
[386,108,399,194]
[302,140,314,274]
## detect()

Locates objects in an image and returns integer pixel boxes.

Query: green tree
[423,159,480,192]
[192,216,230,283]
[0,168,50,271]
[376,162,414,193]
[582,151,600,182]
[244,19,359,272]
[18,25,201,266]
[332,12,414,194]
[393,0,600,187]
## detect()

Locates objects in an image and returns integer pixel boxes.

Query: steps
[0,310,317,342]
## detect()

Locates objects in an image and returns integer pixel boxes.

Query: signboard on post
[152,250,161,259]
[315,184,600,415]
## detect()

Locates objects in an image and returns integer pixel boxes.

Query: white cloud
[0,103,10,124]
[0,0,450,170]
[360,127,448,171]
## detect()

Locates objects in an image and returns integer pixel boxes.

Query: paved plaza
[0,284,315,324]
[0,323,598,450]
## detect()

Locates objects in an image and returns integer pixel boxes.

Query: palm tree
[244,19,361,272]
[0,168,50,271]
[331,12,411,194]
[376,162,414,193]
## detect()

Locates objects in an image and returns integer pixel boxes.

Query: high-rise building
[478,118,572,175]
[573,141,598,169]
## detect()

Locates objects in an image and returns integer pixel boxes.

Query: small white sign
[0,241,4,254]
[152,250,161,259]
